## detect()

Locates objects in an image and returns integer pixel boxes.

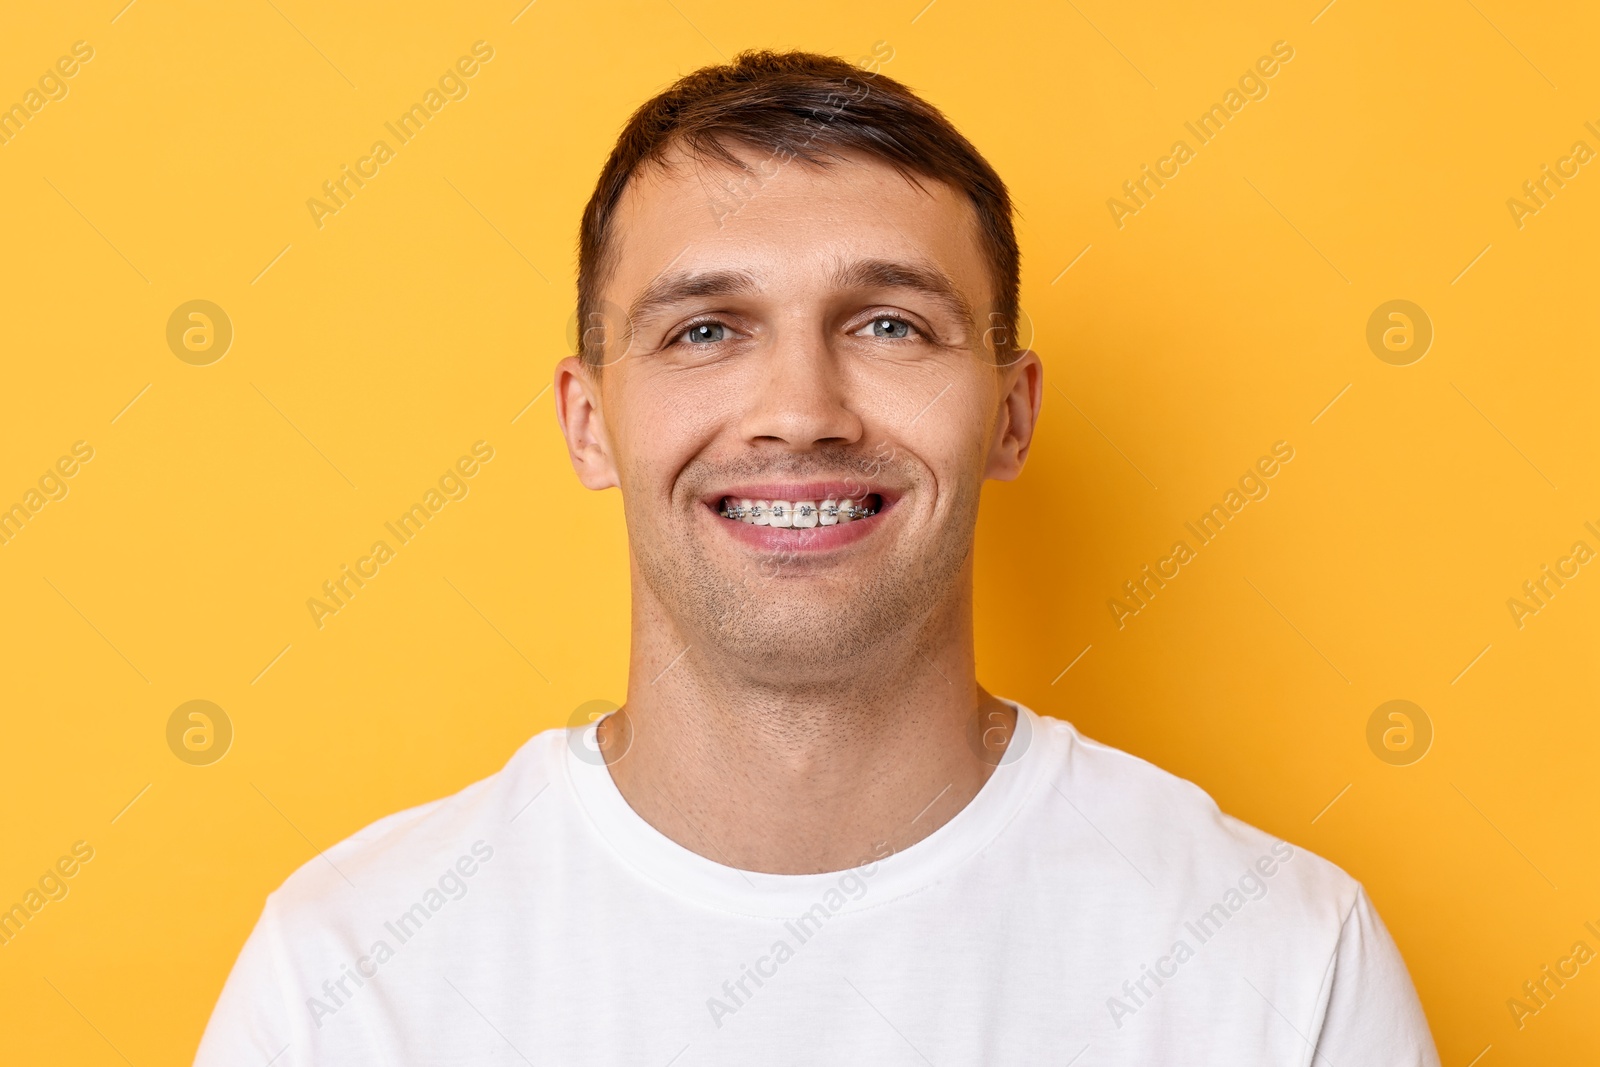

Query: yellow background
[2,0,1596,1062]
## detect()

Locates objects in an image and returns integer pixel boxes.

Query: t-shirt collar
[564,700,1054,919]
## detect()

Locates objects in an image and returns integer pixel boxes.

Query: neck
[600,564,1014,875]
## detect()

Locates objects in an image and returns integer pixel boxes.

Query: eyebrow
[827,258,974,326]
[627,268,761,329]
[624,258,975,332]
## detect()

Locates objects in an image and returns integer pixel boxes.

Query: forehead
[603,141,992,310]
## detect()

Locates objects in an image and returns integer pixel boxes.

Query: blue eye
[871,318,911,338]
[685,323,725,344]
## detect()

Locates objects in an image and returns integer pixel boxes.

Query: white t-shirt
[195,703,1439,1066]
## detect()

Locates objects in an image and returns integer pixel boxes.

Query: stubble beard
[629,476,981,689]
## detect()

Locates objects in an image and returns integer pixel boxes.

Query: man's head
[555,50,1042,686]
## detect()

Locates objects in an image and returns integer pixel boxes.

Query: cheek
[851,346,987,423]
[884,385,993,501]
[923,378,998,453]
[612,371,734,495]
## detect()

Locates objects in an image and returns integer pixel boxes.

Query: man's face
[557,143,1040,681]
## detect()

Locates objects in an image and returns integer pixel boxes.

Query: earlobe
[554,356,620,491]
[985,349,1043,481]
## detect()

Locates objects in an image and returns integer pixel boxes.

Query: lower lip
[708,501,890,553]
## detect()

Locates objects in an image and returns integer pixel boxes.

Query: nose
[737,325,863,449]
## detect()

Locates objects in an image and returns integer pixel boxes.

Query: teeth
[720,497,877,524]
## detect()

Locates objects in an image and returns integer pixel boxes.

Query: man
[197,51,1439,1064]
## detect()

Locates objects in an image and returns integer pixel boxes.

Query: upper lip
[701,482,895,506]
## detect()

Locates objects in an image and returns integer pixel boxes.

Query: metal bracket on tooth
[720,500,877,521]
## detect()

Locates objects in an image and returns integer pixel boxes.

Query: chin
[634,506,978,680]
[710,599,897,673]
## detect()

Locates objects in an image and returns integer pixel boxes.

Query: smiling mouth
[718,495,882,527]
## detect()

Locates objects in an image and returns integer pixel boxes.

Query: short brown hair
[576,49,1020,366]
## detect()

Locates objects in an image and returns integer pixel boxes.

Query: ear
[985,349,1043,481]
[554,356,619,491]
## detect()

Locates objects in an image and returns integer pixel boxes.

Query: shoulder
[264,725,570,922]
[1022,706,1361,930]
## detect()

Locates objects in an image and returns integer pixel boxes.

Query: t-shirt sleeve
[1311,886,1440,1067]
[194,896,300,1067]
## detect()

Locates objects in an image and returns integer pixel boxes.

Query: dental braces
[720,500,876,522]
